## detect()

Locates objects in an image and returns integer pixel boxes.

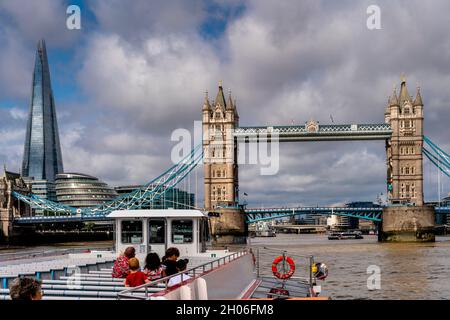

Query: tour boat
[0,209,328,300]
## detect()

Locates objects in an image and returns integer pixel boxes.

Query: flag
[244,192,248,196]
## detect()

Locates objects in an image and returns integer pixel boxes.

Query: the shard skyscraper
[22,40,63,201]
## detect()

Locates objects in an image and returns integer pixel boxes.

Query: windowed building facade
[55,173,118,208]
[21,40,63,202]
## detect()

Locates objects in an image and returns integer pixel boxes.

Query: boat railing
[117,249,249,300]
[253,247,316,292]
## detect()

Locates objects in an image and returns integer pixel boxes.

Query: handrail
[254,247,316,294]
[117,250,248,300]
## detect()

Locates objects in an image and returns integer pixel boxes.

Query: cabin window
[172,220,193,244]
[200,218,211,244]
[121,220,143,244]
[149,219,165,244]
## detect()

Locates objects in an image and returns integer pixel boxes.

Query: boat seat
[40,284,163,293]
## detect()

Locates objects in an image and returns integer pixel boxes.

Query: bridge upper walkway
[233,123,392,142]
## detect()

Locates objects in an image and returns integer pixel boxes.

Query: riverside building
[55,173,118,208]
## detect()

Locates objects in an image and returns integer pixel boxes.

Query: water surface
[249,234,450,299]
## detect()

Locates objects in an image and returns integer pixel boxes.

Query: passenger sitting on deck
[162,247,180,263]
[161,247,180,277]
[167,259,191,287]
[125,258,149,287]
[143,252,164,281]
[112,246,135,278]
[9,277,42,300]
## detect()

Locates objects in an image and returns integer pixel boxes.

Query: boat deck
[249,276,313,299]
[0,251,231,300]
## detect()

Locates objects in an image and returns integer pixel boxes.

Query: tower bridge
[201,76,440,243]
[3,76,450,245]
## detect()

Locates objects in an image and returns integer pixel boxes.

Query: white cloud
[9,107,28,120]
[1,0,450,206]
[78,33,221,131]
[0,128,25,143]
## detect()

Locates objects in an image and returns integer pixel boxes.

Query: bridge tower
[0,169,32,242]
[385,76,424,205]
[202,82,246,245]
[382,76,435,242]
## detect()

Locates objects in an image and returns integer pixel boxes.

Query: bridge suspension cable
[13,144,203,216]
[424,135,450,165]
[423,136,450,178]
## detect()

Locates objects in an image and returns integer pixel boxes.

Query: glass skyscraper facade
[22,39,63,184]
[21,40,63,204]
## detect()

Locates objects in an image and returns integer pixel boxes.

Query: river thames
[249,234,450,299]
[1,234,450,299]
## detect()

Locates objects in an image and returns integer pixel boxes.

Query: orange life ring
[271,256,296,280]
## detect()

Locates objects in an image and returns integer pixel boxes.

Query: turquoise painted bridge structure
[10,133,450,225]
[12,205,450,225]
[8,79,450,228]
[243,206,450,224]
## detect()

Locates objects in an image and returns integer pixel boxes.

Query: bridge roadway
[12,206,450,225]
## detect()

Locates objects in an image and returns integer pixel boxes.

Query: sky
[0,0,449,208]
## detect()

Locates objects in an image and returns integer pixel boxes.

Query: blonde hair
[128,258,140,270]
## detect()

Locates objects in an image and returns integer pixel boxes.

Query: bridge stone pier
[381,206,435,242]
[202,77,436,245]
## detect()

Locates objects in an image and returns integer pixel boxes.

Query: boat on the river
[249,221,277,238]
[0,209,329,300]
[328,231,364,240]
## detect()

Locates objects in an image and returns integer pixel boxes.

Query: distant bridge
[271,224,327,233]
[243,206,450,224]
[244,207,384,223]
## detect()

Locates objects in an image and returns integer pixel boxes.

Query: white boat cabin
[107,209,211,260]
